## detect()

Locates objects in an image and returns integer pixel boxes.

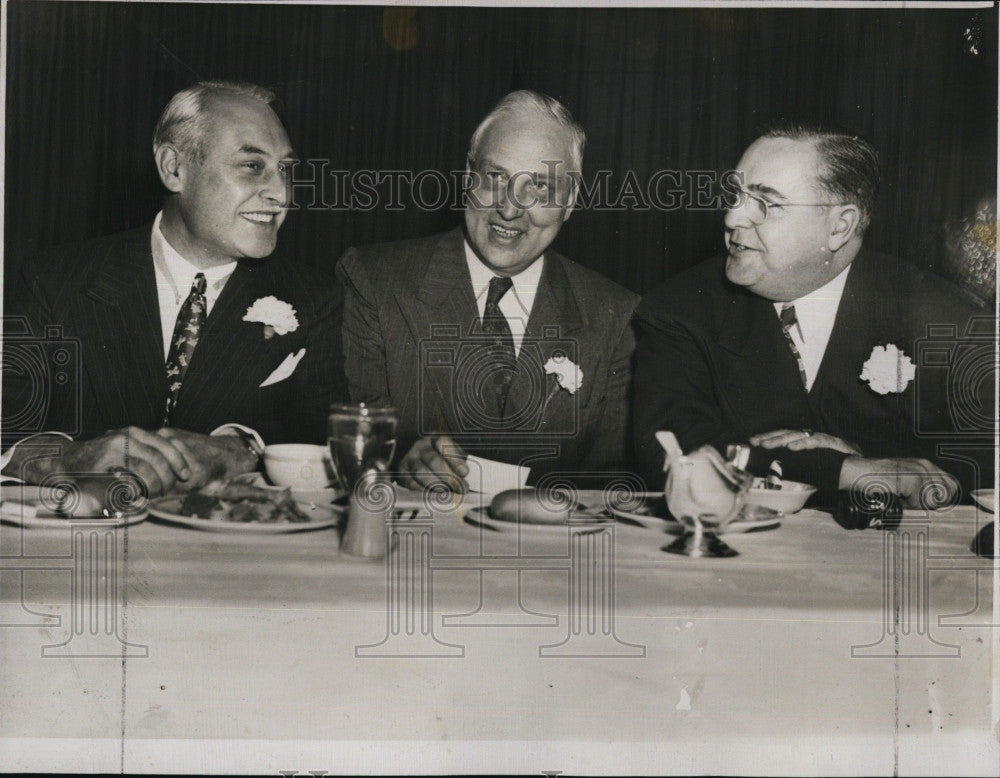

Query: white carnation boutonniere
[860,343,916,395]
[243,296,299,339]
[540,354,583,418]
[544,354,583,394]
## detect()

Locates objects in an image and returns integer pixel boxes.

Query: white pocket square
[259,348,306,388]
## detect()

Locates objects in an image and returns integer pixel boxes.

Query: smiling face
[463,112,578,277]
[158,93,295,267]
[724,136,852,301]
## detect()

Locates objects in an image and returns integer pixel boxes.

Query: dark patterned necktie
[481,275,516,419]
[162,273,207,426]
[779,303,809,389]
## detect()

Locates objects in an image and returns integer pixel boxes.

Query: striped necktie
[481,276,516,420]
[162,273,207,425]
[779,303,809,389]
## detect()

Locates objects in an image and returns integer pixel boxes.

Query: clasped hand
[13,427,257,516]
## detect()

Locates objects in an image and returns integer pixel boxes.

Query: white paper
[464,455,530,495]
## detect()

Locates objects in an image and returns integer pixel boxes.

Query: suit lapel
[810,251,905,405]
[715,284,817,428]
[172,261,278,430]
[505,255,586,429]
[393,230,480,433]
[82,227,166,428]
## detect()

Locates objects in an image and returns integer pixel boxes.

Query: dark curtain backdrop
[4,2,997,295]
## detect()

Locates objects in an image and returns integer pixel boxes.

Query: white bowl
[262,444,334,489]
[745,478,817,514]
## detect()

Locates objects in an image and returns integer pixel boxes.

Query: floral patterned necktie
[162,273,207,426]
[779,303,809,389]
[481,275,516,420]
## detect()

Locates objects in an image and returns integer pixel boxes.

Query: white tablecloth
[1,490,996,774]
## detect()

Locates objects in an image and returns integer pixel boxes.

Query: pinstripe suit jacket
[3,225,346,447]
[336,229,640,484]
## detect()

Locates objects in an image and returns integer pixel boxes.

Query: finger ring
[802,429,813,437]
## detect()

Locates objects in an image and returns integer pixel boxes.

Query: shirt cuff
[211,424,265,456]
[0,431,74,483]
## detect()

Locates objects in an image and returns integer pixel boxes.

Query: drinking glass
[327,403,398,491]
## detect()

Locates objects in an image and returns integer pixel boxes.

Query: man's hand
[11,428,195,497]
[750,429,862,456]
[397,436,469,493]
[154,428,259,491]
[838,456,961,509]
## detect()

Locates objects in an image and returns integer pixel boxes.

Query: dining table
[0,482,996,775]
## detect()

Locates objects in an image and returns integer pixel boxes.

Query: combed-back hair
[761,119,880,233]
[153,81,277,163]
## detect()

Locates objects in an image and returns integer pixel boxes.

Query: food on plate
[490,488,572,525]
[746,478,817,514]
[177,479,311,523]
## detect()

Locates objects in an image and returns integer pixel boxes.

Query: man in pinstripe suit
[2,82,346,502]
[337,91,639,492]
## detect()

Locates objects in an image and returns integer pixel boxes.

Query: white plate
[0,486,147,529]
[970,489,995,513]
[608,494,782,534]
[147,496,342,534]
[464,506,612,534]
[233,472,344,506]
[608,496,677,530]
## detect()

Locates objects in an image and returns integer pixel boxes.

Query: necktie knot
[780,303,797,330]
[780,303,805,342]
[486,275,513,310]
[191,273,207,296]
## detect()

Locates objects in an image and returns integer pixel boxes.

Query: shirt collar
[151,211,237,297]
[463,239,544,312]
[775,262,852,321]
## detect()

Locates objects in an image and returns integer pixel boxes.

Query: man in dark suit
[634,122,994,507]
[2,81,346,501]
[337,91,639,491]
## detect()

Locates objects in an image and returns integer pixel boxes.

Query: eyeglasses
[733,189,846,226]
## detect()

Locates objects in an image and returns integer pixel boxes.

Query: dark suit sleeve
[335,248,392,407]
[272,272,349,445]
[579,314,636,475]
[633,316,731,487]
[633,313,849,498]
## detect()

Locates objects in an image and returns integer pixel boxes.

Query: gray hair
[761,119,880,233]
[152,81,277,163]
[468,90,586,174]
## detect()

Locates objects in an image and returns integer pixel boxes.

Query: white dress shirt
[464,240,544,357]
[773,263,852,391]
[151,211,237,359]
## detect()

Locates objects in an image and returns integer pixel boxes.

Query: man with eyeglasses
[633,121,993,508]
[337,90,639,492]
